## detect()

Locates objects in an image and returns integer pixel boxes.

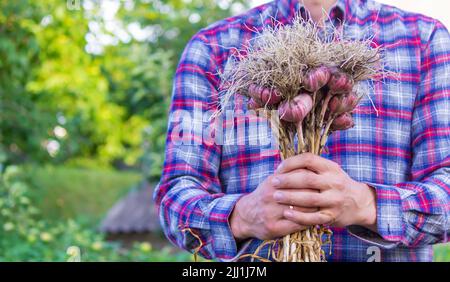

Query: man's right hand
[229,175,316,241]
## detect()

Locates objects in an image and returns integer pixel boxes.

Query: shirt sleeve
[153,32,249,261]
[348,21,450,248]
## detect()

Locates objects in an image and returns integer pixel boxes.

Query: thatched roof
[100,181,161,234]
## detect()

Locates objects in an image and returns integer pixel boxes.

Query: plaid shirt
[154,0,450,262]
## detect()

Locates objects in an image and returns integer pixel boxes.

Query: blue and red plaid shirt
[154,0,450,262]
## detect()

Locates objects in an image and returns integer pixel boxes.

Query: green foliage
[0,162,192,261]
[434,244,450,262]
[115,0,246,63]
[0,159,448,261]
[1,0,449,262]
[97,0,247,179]
[99,44,173,178]
[0,0,249,261]
[0,0,247,179]
[0,0,130,166]
[26,1,148,166]
[0,1,52,163]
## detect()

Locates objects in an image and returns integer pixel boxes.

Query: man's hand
[229,175,317,241]
[272,153,377,230]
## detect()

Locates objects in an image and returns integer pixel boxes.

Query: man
[155,0,450,261]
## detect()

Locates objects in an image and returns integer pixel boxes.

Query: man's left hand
[272,153,377,230]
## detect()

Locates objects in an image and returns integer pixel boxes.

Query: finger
[271,202,288,218]
[288,188,317,193]
[295,206,319,213]
[274,191,333,208]
[283,203,318,213]
[283,209,335,226]
[276,153,337,174]
[274,220,307,237]
[272,202,317,221]
[276,188,320,213]
[271,169,326,190]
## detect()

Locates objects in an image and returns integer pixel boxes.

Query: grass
[434,244,450,262]
[21,165,450,262]
[25,165,142,226]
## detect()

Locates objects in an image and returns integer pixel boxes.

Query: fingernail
[285,210,293,218]
[273,191,284,201]
[271,177,281,186]
[276,163,284,173]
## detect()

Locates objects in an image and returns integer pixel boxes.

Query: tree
[0,1,49,163]
[96,0,248,179]
[0,0,247,178]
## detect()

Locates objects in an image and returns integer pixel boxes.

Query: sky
[84,0,450,54]
[250,0,450,29]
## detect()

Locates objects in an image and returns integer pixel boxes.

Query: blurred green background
[0,0,448,262]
